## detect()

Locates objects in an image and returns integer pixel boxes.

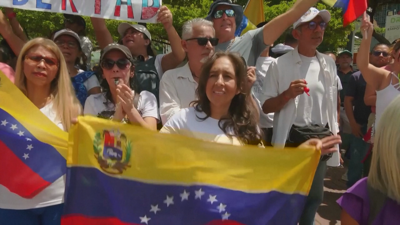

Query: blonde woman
[0,38,81,224]
[338,95,400,225]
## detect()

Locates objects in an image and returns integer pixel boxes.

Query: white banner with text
[0,0,162,23]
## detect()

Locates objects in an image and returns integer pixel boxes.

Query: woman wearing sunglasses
[358,16,400,129]
[91,6,185,108]
[84,44,158,130]
[0,38,81,225]
[52,29,101,106]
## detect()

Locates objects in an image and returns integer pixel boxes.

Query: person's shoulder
[352,70,362,77]
[139,90,157,102]
[162,107,194,130]
[161,62,189,80]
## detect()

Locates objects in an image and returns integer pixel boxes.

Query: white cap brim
[293,9,331,29]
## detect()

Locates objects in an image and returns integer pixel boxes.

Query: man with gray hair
[159,18,217,124]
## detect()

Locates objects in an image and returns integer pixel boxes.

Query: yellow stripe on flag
[0,72,68,157]
[68,116,321,195]
[244,0,265,26]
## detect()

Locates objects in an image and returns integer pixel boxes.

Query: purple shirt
[337,177,400,225]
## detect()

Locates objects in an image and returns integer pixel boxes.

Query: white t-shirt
[253,56,275,128]
[0,102,65,209]
[84,91,159,120]
[294,55,328,126]
[160,107,241,145]
[154,54,165,79]
[77,69,100,92]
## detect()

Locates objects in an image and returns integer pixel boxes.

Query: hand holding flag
[322,0,368,26]
[361,12,373,40]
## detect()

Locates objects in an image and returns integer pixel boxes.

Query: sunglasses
[303,21,327,30]
[55,40,79,49]
[213,9,235,19]
[186,37,219,46]
[25,54,58,66]
[101,58,131,70]
[372,51,389,57]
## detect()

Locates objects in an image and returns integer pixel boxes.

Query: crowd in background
[0,0,400,224]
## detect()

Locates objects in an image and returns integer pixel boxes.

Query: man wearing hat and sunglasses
[205,0,324,67]
[262,7,342,224]
[159,18,217,124]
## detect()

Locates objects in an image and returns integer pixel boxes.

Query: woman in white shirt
[0,38,81,224]
[161,52,263,145]
[84,44,158,130]
[358,16,400,129]
[52,29,101,106]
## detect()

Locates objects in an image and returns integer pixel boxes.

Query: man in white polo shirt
[261,8,342,224]
[159,18,216,124]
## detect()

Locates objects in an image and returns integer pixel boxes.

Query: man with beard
[159,19,217,124]
[261,8,342,224]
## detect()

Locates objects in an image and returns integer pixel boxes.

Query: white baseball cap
[293,7,331,29]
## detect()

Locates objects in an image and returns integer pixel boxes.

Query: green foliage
[264,1,354,52]
[6,0,354,51]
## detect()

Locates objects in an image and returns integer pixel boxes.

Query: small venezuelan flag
[63,116,321,224]
[322,0,368,26]
[235,15,257,37]
[0,72,67,199]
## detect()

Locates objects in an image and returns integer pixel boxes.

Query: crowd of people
[0,0,399,224]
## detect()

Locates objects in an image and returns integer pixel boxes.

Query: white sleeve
[84,75,101,91]
[83,95,98,116]
[259,59,280,104]
[159,72,181,125]
[159,109,185,134]
[138,91,159,120]
[154,54,165,79]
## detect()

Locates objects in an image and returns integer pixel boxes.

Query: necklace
[225,38,236,52]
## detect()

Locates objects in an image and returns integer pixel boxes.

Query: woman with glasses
[358,17,400,129]
[0,37,81,225]
[53,29,101,106]
[84,44,158,130]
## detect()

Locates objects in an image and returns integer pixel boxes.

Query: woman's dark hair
[99,52,139,106]
[192,52,261,145]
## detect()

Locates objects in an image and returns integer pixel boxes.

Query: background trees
[5,0,395,52]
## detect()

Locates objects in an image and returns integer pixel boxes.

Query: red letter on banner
[95,0,101,14]
[61,0,78,12]
[141,0,160,20]
[114,0,134,18]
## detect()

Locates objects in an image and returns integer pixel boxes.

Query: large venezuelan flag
[63,116,321,225]
[322,0,368,26]
[0,72,67,198]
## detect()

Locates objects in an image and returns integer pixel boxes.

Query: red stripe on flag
[0,141,51,199]
[62,215,141,225]
[343,0,367,26]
